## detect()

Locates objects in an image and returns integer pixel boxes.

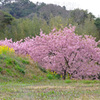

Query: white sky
[30,0,100,17]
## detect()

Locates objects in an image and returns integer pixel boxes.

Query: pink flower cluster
[0,26,100,80]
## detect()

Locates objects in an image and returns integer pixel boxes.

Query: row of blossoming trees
[0,26,100,80]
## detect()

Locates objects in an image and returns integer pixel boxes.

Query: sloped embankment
[0,53,46,82]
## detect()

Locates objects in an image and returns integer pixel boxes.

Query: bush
[47,70,61,80]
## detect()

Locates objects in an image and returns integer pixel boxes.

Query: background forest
[0,0,100,41]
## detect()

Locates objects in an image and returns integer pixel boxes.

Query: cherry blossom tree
[0,26,100,80]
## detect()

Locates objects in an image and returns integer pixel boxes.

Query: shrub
[47,70,61,80]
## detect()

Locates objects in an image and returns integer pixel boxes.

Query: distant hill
[0,0,94,22]
[37,4,71,20]
[0,1,71,19]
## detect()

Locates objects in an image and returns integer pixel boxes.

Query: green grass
[65,79,100,84]
[0,80,100,100]
[0,53,47,82]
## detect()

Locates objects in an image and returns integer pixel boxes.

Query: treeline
[0,0,100,41]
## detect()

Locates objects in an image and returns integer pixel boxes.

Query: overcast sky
[30,0,100,17]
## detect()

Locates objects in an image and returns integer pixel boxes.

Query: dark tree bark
[63,70,66,80]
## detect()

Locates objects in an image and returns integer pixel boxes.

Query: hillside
[0,0,91,21]
[0,1,71,19]
[0,51,46,82]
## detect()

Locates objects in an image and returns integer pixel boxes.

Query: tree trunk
[63,70,66,80]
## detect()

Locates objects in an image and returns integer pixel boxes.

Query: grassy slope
[0,53,46,82]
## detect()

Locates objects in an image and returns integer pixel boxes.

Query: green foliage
[39,76,44,80]
[2,13,99,41]
[21,59,29,64]
[32,75,37,79]
[15,65,25,74]
[5,68,12,75]
[94,17,100,39]
[0,50,47,82]
[0,67,3,72]
[46,70,61,80]
[18,57,30,64]
[5,58,16,65]
[0,3,100,41]
[0,15,49,41]
[2,12,14,24]
[38,66,47,73]
[94,18,100,29]
[47,73,54,80]
[75,15,99,41]
[0,54,25,75]
[71,9,88,24]
[65,79,100,84]
[1,0,37,18]
[0,10,14,31]
[65,80,77,83]
[79,80,100,84]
